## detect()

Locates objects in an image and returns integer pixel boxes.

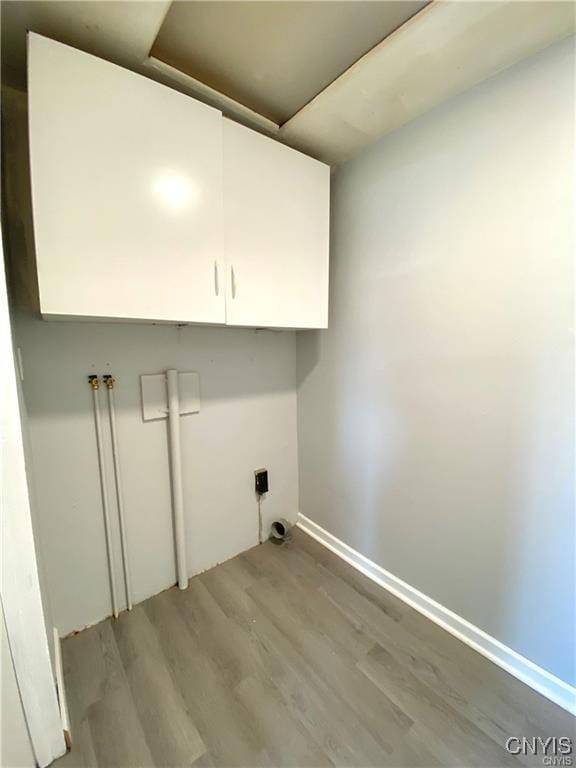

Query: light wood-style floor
[58,528,573,768]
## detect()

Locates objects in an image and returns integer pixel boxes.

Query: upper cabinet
[27,34,330,329]
[29,33,225,325]
[223,120,330,329]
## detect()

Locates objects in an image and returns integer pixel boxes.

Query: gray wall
[14,314,298,636]
[297,38,575,685]
[3,84,299,638]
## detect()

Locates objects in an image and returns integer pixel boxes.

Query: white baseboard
[297,513,576,716]
[52,628,71,747]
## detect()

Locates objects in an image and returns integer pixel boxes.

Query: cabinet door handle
[214,261,219,296]
[231,265,237,299]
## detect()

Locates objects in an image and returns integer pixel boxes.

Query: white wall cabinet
[28,34,330,329]
[223,120,330,329]
[28,33,225,325]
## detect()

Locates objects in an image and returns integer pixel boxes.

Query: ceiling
[150,1,428,124]
[280,1,576,163]
[1,1,574,166]
[0,1,170,89]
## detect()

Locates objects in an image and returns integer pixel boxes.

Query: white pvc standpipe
[106,379,132,611]
[90,379,119,618]
[166,369,188,590]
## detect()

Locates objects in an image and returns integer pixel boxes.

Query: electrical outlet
[255,468,269,495]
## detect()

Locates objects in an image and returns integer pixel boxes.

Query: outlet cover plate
[140,372,200,421]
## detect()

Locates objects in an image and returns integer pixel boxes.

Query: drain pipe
[103,375,132,611]
[88,375,118,619]
[166,369,188,589]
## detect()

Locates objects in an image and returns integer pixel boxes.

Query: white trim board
[0,228,66,766]
[297,513,576,716]
[53,628,71,748]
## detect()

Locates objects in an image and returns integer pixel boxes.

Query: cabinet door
[223,120,330,329]
[28,34,225,324]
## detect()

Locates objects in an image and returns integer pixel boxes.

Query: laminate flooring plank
[291,528,410,622]
[144,589,274,768]
[358,643,523,768]
[192,751,217,767]
[292,534,573,763]
[174,575,266,686]
[112,605,206,766]
[58,533,572,768]
[400,607,575,739]
[235,674,333,768]
[59,634,100,768]
[292,540,535,759]
[242,544,374,662]
[243,556,440,767]
[88,683,154,768]
[202,558,410,768]
[242,546,412,727]
[62,622,123,714]
[65,622,153,768]
[55,719,97,768]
